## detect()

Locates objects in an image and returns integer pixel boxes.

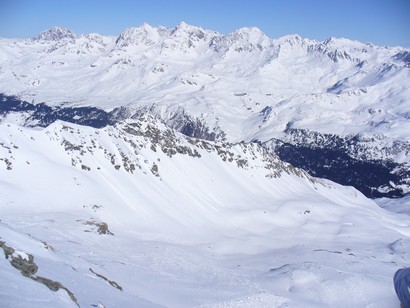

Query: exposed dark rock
[89,268,123,291]
[264,128,410,198]
[36,27,76,41]
[84,220,114,235]
[0,241,79,306]
[0,93,114,128]
[150,163,160,177]
[166,110,218,141]
[393,51,410,67]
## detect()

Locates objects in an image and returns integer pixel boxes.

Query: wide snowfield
[1,121,409,307]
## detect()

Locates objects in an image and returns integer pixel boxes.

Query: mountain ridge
[0,22,409,197]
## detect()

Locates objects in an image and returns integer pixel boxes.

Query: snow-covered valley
[0,23,410,307]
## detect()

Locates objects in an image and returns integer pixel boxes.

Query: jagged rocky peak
[115,23,166,47]
[308,36,367,63]
[36,26,76,41]
[172,21,199,32]
[275,34,304,46]
[210,26,271,52]
[170,21,213,40]
[230,26,270,43]
[161,21,219,51]
[393,51,410,66]
[80,33,105,44]
[322,36,369,51]
[323,36,341,46]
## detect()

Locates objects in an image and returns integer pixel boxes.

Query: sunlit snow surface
[0,121,409,307]
[0,24,409,144]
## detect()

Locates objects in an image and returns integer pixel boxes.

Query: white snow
[0,119,409,307]
[11,250,30,261]
[0,22,409,307]
[0,23,409,146]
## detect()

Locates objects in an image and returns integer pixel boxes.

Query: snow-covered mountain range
[0,23,410,307]
[0,23,409,197]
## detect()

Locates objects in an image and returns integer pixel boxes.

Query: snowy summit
[36,26,76,41]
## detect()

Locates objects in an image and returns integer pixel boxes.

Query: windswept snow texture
[0,119,409,307]
[0,23,409,197]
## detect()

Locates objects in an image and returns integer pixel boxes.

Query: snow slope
[1,119,409,307]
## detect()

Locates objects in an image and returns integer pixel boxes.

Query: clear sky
[0,0,409,47]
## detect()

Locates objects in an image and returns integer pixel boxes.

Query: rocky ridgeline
[1,92,409,198]
[0,110,310,185]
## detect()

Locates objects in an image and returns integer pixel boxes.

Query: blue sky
[1,0,409,47]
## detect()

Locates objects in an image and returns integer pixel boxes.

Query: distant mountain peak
[169,21,211,44]
[139,22,156,31]
[276,34,304,46]
[175,21,191,29]
[115,25,163,47]
[210,26,271,52]
[231,26,268,39]
[36,26,76,41]
[322,36,364,48]
[236,26,265,34]
[172,21,199,34]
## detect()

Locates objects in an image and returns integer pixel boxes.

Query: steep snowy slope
[1,119,409,307]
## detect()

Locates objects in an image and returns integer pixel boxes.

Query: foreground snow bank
[0,121,409,307]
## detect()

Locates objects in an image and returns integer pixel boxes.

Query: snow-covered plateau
[0,23,409,307]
